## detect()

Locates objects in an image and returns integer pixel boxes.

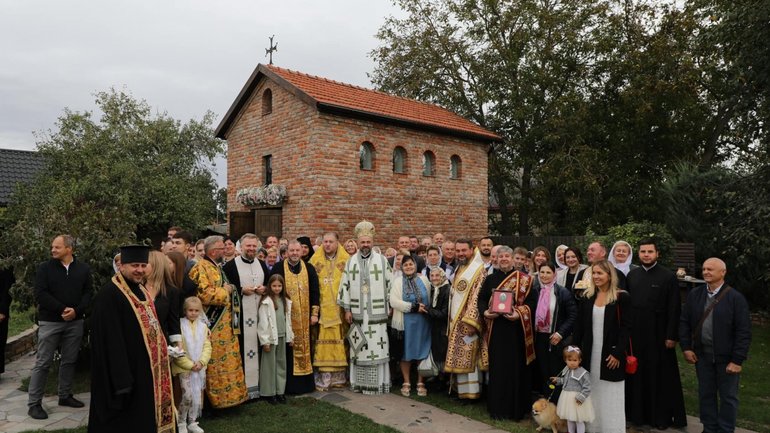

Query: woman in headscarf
[608,240,636,276]
[555,244,569,271]
[297,236,314,263]
[425,267,450,389]
[389,255,432,397]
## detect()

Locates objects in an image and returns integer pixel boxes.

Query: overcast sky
[0,0,402,186]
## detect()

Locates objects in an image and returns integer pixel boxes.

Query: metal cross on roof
[265,35,278,65]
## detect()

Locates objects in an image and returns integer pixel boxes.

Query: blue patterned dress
[402,276,432,361]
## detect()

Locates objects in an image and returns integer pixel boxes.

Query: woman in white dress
[572,260,633,433]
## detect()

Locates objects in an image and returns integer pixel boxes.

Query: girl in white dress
[553,346,595,433]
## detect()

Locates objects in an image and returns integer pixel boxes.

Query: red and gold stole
[283,260,313,376]
[485,271,536,365]
[112,273,175,432]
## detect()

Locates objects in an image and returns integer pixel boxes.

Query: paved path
[0,352,758,433]
[0,352,88,433]
[310,388,757,433]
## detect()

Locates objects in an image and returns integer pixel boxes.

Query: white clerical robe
[235,256,265,399]
[338,251,392,394]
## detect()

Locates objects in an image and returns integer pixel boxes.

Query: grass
[677,323,770,433]
[20,397,400,433]
[7,303,35,337]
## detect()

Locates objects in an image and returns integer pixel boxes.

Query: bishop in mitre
[338,221,392,395]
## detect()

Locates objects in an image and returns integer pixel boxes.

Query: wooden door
[255,208,282,240]
[229,211,255,240]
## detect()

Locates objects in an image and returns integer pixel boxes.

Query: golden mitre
[354,220,375,238]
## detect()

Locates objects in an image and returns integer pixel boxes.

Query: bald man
[680,258,751,433]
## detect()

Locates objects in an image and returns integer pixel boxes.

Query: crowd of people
[12,224,753,433]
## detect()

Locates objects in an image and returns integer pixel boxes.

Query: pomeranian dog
[532,398,567,433]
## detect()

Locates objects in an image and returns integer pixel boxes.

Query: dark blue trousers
[695,358,740,433]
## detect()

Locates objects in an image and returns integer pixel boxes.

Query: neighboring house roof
[0,148,45,206]
[215,64,501,143]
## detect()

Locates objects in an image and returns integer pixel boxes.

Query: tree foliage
[371,0,770,236]
[0,89,224,308]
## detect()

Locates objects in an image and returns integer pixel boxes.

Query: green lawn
[7,303,35,337]
[20,397,400,433]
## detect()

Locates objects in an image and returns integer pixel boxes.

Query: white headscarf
[609,240,633,276]
[554,244,569,270]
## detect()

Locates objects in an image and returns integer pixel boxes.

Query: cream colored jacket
[257,297,294,346]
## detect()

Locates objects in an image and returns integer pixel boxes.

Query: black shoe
[277,395,286,404]
[28,404,48,419]
[267,396,278,405]
[58,395,85,408]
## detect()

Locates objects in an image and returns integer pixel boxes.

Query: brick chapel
[216,64,500,246]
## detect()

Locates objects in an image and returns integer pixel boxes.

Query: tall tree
[0,89,224,308]
[371,0,607,235]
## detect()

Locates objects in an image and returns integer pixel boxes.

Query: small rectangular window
[264,155,272,185]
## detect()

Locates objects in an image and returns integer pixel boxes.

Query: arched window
[422,151,436,176]
[450,155,462,179]
[262,89,273,115]
[393,146,407,174]
[360,142,375,170]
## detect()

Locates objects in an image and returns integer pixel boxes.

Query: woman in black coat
[572,260,633,432]
[533,262,577,397]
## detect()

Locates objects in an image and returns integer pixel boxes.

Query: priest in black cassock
[625,239,687,430]
[478,246,538,421]
[89,245,175,433]
[270,240,320,394]
[223,233,269,400]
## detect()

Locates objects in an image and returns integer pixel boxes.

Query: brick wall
[227,77,489,247]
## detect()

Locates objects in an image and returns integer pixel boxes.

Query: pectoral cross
[370,264,382,281]
[265,35,278,65]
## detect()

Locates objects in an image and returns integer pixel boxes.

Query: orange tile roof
[266,65,500,141]
[214,64,500,142]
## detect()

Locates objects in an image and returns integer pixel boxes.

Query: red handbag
[617,305,637,375]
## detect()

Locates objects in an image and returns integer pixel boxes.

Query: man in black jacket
[27,235,93,420]
[680,257,751,433]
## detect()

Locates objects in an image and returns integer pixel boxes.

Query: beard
[480,249,491,257]
[359,246,371,256]
[456,256,468,267]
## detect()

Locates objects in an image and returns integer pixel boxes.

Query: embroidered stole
[112,274,175,433]
[347,254,389,323]
[235,257,264,398]
[444,254,487,374]
[283,260,312,376]
[484,271,536,365]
